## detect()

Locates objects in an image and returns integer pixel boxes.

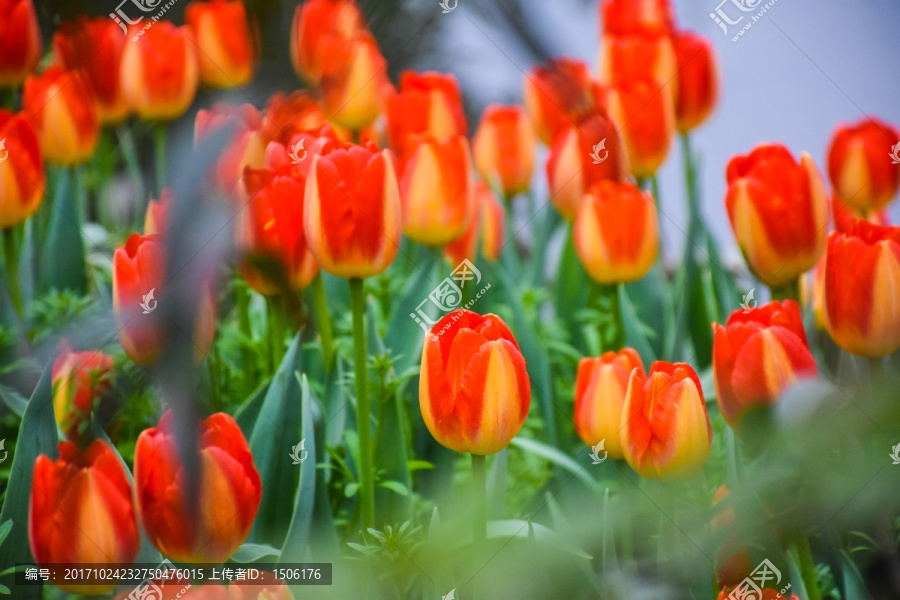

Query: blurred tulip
[0,110,44,228]
[472,104,535,198]
[445,182,505,265]
[386,71,468,157]
[725,144,829,289]
[712,300,818,428]
[523,57,604,145]
[420,310,531,455]
[824,220,900,357]
[0,0,41,87]
[304,140,401,278]
[52,342,115,440]
[574,348,645,459]
[608,76,675,178]
[23,67,100,166]
[185,0,256,88]
[827,117,900,214]
[54,17,130,123]
[195,103,266,197]
[134,411,261,563]
[121,21,199,121]
[601,0,676,36]
[621,361,712,479]
[317,33,389,131]
[30,441,140,594]
[573,180,658,283]
[399,135,474,246]
[672,30,719,133]
[599,31,677,99]
[112,233,217,365]
[259,91,328,146]
[832,193,890,231]
[145,190,172,236]
[290,0,366,84]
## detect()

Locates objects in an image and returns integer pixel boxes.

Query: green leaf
[230,543,280,563]
[486,520,592,560]
[280,373,317,562]
[39,167,87,294]
[509,437,594,487]
[486,448,507,519]
[384,251,440,374]
[233,377,271,434]
[0,583,9,594]
[377,480,409,496]
[619,284,656,366]
[839,550,868,600]
[0,521,11,548]
[0,384,27,417]
[406,460,434,473]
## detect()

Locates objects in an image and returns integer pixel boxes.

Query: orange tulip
[621,361,712,479]
[121,21,199,121]
[545,111,626,220]
[824,220,900,357]
[600,0,676,36]
[574,348,645,460]
[318,32,390,131]
[23,67,100,166]
[444,182,505,265]
[52,342,115,440]
[259,91,328,146]
[608,76,675,178]
[599,31,677,99]
[185,0,256,88]
[712,300,818,428]
[827,117,900,214]
[134,411,261,563]
[420,310,531,455]
[573,180,658,283]
[523,57,604,145]
[30,440,140,594]
[290,0,366,84]
[145,189,172,236]
[54,17,130,124]
[304,140,401,278]
[386,71,468,157]
[399,135,474,246]
[725,144,829,289]
[672,30,719,133]
[472,104,535,198]
[0,0,41,87]
[195,103,266,197]
[0,110,44,228]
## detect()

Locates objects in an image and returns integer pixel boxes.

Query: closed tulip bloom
[121,21,199,122]
[712,300,818,428]
[54,17,130,123]
[0,110,44,228]
[599,32,677,100]
[824,220,900,357]
[185,0,256,88]
[23,67,100,166]
[420,310,531,455]
[608,77,675,177]
[30,441,140,594]
[827,118,900,214]
[144,190,172,236]
[444,182,505,265]
[52,342,115,440]
[574,180,658,283]
[318,33,390,131]
[725,144,829,288]
[0,0,41,87]
[304,140,401,278]
[601,0,676,36]
[386,71,468,157]
[472,104,535,198]
[574,348,645,460]
[290,0,366,84]
[134,411,262,563]
[399,135,475,246]
[195,103,266,197]
[259,91,328,146]
[672,30,719,133]
[523,57,604,145]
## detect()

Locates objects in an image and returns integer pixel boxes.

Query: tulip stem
[2,227,22,317]
[267,295,286,368]
[349,277,375,529]
[792,536,822,600]
[770,278,801,303]
[154,124,167,196]
[311,274,335,370]
[472,453,487,543]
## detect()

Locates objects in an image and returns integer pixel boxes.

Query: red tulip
[827,117,900,214]
[52,341,115,440]
[599,31,677,98]
[185,0,257,88]
[0,110,44,228]
[145,190,172,236]
[259,91,329,146]
[608,76,675,178]
[195,103,266,198]
[472,104,535,198]
[386,71,468,157]
[290,0,366,84]
[0,0,41,87]
[600,0,676,36]
[523,57,605,145]
[672,30,719,133]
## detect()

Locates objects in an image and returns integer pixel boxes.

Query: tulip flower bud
[30,441,140,594]
[290,0,366,85]
[0,110,44,228]
[386,71,468,157]
[0,0,41,87]
[523,57,603,145]
[185,0,257,88]
[599,31,677,100]
[472,104,535,198]
[144,190,172,236]
[319,33,390,131]
[52,342,115,440]
[420,310,531,455]
[672,30,719,133]
[827,118,900,214]
[608,77,675,178]
[601,0,676,36]
[134,411,262,563]
[574,348,645,459]
[621,361,712,479]
[713,300,818,428]
[725,144,829,289]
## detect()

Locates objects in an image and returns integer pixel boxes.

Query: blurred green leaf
[280,373,317,562]
[229,543,279,563]
[510,437,593,487]
[40,168,87,295]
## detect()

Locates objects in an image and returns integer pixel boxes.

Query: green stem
[73,166,87,225]
[3,88,16,111]
[267,295,286,369]
[770,278,801,303]
[595,282,624,352]
[793,537,822,600]
[154,124,167,196]
[471,453,487,543]
[311,274,335,370]
[2,227,22,317]
[237,284,253,366]
[349,277,375,529]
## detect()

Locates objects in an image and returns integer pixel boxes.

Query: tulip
[259,91,328,146]
[672,30,719,133]
[445,182,505,265]
[546,110,627,220]
[823,220,900,357]
[725,144,829,290]
[0,110,44,228]
[30,440,140,594]
[573,180,658,284]
[23,67,100,166]
[52,342,115,440]
[185,0,256,88]
[523,57,604,145]
[195,103,266,197]
[827,117,900,214]
[420,310,531,455]
[54,17,130,124]
[621,361,712,479]
[712,300,818,428]
[471,104,535,198]
[599,31,677,99]
[0,0,41,87]
[318,33,390,131]
[290,0,366,84]
[600,0,676,36]
[121,21,199,122]
[134,411,261,563]
[304,141,401,278]
[574,348,644,459]
[608,76,675,178]
[386,71,468,157]
[145,190,172,236]
[399,135,475,246]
